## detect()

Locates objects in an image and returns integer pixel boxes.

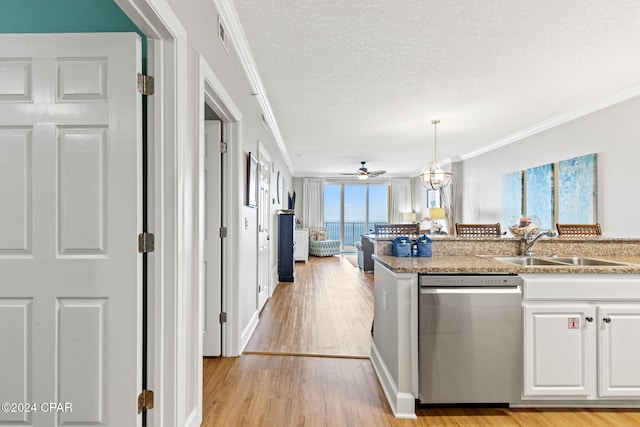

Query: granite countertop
[364,234,640,243]
[373,254,640,274]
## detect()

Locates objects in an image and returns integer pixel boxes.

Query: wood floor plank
[244,255,374,357]
[203,255,640,426]
[202,354,395,427]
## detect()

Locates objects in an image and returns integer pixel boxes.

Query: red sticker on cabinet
[568,317,579,329]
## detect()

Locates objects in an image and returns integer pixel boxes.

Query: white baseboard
[271,265,278,297]
[239,309,260,353]
[370,342,417,419]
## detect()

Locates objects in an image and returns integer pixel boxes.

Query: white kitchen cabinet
[523,304,595,398]
[522,274,640,400]
[294,228,309,262]
[598,305,640,397]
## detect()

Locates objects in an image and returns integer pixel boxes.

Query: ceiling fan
[341,161,386,180]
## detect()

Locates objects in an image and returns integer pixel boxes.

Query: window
[324,183,389,250]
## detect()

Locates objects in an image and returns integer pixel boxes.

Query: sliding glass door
[344,185,367,249]
[369,185,389,226]
[324,184,341,243]
[324,183,389,251]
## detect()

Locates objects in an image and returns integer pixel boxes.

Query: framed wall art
[502,153,597,232]
[501,170,524,226]
[525,163,555,230]
[557,153,596,223]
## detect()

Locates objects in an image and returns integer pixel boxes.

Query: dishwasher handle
[420,286,521,295]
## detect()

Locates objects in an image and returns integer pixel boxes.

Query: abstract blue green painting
[525,163,555,230]
[557,153,597,223]
[501,171,523,226]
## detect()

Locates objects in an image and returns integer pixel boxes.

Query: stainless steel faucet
[523,229,556,256]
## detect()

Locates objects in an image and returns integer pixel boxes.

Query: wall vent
[218,15,230,54]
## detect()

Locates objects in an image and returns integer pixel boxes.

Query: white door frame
[197,53,242,360]
[114,1,190,426]
[202,119,223,357]
[114,1,246,426]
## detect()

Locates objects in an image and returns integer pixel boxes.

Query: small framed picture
[247,152,258,208]
[426,188,441,208]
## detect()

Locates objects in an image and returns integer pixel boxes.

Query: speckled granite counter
[365,234,640,274]
[365,234,640,258]
[373,254,640,274]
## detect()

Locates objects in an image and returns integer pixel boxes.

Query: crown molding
[214,0,294,174]
[460,84,640,161]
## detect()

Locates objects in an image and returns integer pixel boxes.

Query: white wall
[162,0,292,349]
[461,95,640,237]
[411,176,426,219]
[292,177,304,218]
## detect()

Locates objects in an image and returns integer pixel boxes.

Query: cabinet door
[523,304,596,398]
[294,229,308,262]
[598,305,640,398]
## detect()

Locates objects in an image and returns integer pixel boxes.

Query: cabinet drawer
[522,274,640,300]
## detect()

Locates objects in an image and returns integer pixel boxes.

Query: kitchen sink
[490,256,630,267]
[491,256,566,266]
[548,257,629,266]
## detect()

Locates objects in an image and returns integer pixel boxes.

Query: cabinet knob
[585,317,593,322]
[603,317,611,324]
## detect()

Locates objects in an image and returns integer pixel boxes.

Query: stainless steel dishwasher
[418,273,523,405]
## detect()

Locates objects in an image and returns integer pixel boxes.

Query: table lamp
[428,208,446,234]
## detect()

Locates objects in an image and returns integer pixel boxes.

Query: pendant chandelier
[420,119,452,190]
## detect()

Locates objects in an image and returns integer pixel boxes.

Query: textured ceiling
[232,0,640,178]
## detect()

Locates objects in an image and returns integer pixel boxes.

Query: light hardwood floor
[202,255,640,426]
[243,255,373,358]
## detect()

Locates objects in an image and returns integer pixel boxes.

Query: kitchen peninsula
[370,236,640,419]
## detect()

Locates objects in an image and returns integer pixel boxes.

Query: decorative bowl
[508,215,541,236]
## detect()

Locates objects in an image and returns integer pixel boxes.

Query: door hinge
[219,226,227,238]
[138,232,155,253]
[137,389,154,414]
[219,312,227,324]
[219,141,228,154]
[137,73,155,96]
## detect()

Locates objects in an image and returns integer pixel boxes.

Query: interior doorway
[202,113,223,356]
[197,53,243,361]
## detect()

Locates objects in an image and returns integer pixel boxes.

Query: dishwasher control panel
[419,274,523,287]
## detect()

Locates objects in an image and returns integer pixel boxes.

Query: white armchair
[308,227,341,257]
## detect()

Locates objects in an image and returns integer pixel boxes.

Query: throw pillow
[316,230,328,241]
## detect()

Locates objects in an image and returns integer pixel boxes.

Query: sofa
[355,235,374,272]
[308,227,341,257]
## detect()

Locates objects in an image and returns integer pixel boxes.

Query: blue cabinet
[278,213,295,282]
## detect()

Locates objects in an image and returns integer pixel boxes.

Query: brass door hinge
[220,312,227,324]
[138,232,155,253]
[137,73,155,96]
[137,389,154,414]
[219,141,228,154]
[219,226,227,238]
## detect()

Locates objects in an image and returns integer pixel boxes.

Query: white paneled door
[0,34,142,426]
[203,120,223,357]
[257,145,271,311]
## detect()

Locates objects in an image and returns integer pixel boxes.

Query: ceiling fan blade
[340,162,384,177]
